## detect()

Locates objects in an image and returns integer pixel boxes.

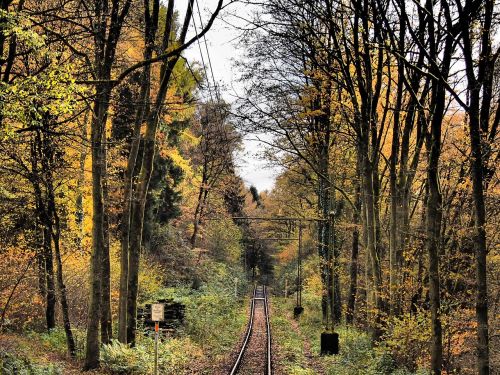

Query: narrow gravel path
[288,316,326,374]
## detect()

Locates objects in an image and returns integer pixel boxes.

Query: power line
[190,3,216,104]
[195,0,221,103]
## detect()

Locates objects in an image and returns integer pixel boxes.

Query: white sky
[179,0,279,192]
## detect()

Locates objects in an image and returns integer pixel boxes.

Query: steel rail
[264,286,272,375]
[229,285,257,375]
[206,216,327,222]
[229,285,273,375]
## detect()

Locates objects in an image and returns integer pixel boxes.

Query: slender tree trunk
[127,67,175,346]
[117,67,154,341]
[52,210,76,357]
[100,141,112,345]
[40,121,77,357]
[76,113,88,248]
[425,68,449,375]
[191,183,207,248]
[462,62,491,375]
[389,23,404,315]
[330,210,342,325]
[84,86,110,369]
[43,224,56,331]
[126,0,194,344]
[126,191,146,345]
[119,0,164,343]
[426,129,443,375]
[32,134,56,332]
[360,137,383,339]
[347,170,361,325]
[329,170,341,325]
[35,217,46,297]
[317,149,331,327]
[419,1,455,369]
[469,116,491,375]
[459,1,492,371]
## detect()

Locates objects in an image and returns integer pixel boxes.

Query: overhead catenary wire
[194,0,221,103]
[190,0,228,130]
[190,3,216,104]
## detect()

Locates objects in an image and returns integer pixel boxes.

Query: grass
[271,293,429,375]
[0,331,85,374]
[271,312,316,374]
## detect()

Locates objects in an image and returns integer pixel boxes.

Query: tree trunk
[360,138,383,339]
[31,134,56,332]
[118,0,161,343]
[347,170,361,325]
[84,86,109,369]
[469,110,491,375]
[52,209,76,357]
[85,0,133,362]
[40,122,76,357]
[191,183,207,248]
[75,113,88,249]
[419,1,455,370]
[100,141,112,345]
[389,23,404,315]
[330,211,342,325]
[426,136,443,375]
[126,0,193,345]
[425,62,450,375]
[459,1,492,371]
[35,218,46,298]
[43,223,56,331]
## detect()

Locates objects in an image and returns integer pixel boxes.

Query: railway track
[229,285,272,375]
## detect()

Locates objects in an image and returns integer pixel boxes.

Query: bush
[155,337,203,373]
[382,310,431,371]
[185,291,246,354]
[203,219,243,265]
[0,352,62,375]
[101,337,204,375]
[271,294,429,375]
[101,340,148,374]
[37,328,67,354]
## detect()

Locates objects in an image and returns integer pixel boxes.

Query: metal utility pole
[294,224,304,317]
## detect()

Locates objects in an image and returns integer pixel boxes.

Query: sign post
[151,303,165,375]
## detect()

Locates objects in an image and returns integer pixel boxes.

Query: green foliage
[134,258,247,370]
[204,219,243,264]
[0,9,45,51]
[0,352,62,375]
[381,310,432,371]
[0,64,81,128]
[271,314,314,374]
[143,155,184,245]
[101,337,203,374]
[0,9,83,139]
[101,340,148,374]
[182,261,248,355]
[36,328,67,355]
[150,337,203,373]
[185,290,246,355]
[271,294,429,375]
[137,261,169,305]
